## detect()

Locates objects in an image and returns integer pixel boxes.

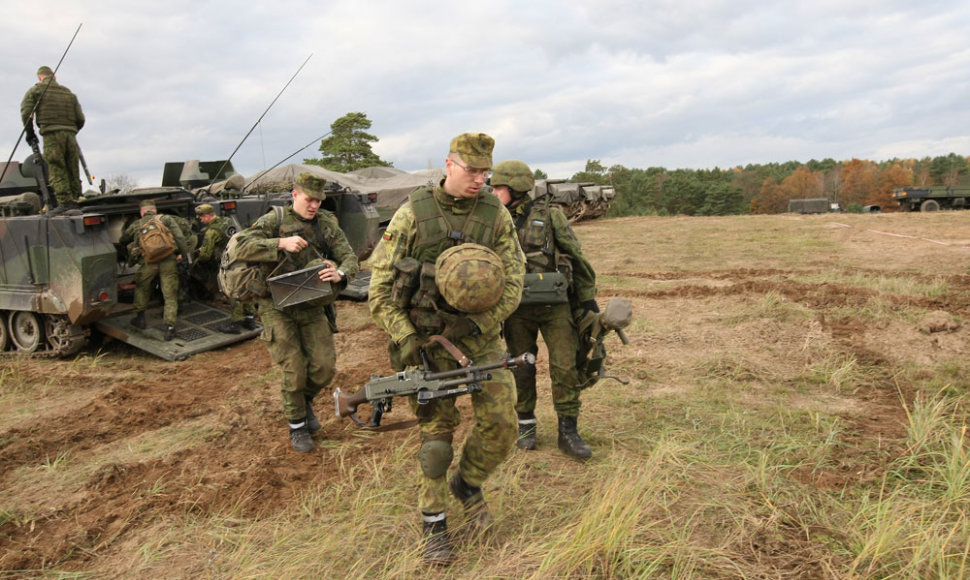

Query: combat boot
[449,473,494,533]
[305,397,321,433]
[164,325,176,342]
[421,515,455,566]
[241,315,257,330]
[516,412,538,450]
[216,320,242,334]
[289,426,315,453]
[130,311,146,329]
[558,415,592,460]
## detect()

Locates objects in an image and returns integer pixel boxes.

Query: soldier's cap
[37,66,53,76]
[295,172,327,200]
[195,203,215,216]
[449,132,494,169]
[140,199,157,209]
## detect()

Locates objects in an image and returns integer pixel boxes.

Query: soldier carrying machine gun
[334,335,535,430]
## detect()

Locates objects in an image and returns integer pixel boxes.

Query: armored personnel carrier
[0,157,379,359]
[541,180,617,223]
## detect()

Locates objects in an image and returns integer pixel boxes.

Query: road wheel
[920,200,940,212]
[0,312,9,352]
[9,311,44,352]
[45,315,86,357]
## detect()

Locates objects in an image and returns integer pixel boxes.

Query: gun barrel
[424,352,535,381]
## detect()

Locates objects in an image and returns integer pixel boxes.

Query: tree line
[567,154,970,217]
[303,113,970,217]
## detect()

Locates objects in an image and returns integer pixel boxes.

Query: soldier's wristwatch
[337,269,345,280]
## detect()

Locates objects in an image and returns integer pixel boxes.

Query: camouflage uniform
[195,210,254,323]
[20,70,85,204]
[119,207,192,327]
[368,139,525,517]
[492,159,598,459]
[232,201,359,424]
[504,199,597,418]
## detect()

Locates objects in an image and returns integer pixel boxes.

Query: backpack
[218,206,284,301]
[139,215,178,263]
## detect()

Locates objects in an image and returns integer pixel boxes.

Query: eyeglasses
[451,158,492,179]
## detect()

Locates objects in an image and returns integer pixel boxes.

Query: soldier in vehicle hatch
[120,199,193,341]
[20,66,85,209]
[367,133,525,566]
[490,160,599,460]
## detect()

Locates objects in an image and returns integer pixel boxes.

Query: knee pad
[418,440,454,479]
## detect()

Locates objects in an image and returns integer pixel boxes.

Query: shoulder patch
[382,231,393,241]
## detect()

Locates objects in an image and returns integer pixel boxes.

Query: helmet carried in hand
[435,243,505,313]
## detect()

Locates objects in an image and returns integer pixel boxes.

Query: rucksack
[218,206,284,301]
[139,215,178,263]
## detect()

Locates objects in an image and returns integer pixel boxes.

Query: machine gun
[334,344,535,430]
[576,297,633,389]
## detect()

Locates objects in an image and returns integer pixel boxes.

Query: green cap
[194,203,215,216]
[37,66,53,76]
[295,172,327,200]
[449,132,494,169]
[140,199,157,208]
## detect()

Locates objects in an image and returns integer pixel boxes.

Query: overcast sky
[3,0,970,188]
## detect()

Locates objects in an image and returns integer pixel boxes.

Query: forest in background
[568,153,970,217]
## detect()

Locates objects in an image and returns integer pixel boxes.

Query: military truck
[0,156,379,359]
[891,186,970,212]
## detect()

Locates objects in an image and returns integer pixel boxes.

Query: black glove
[439,312,480,340]
[399,334,423,367]
[25,125,38,147]
[582,300,600,313]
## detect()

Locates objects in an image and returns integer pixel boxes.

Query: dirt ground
[2,211,970,575]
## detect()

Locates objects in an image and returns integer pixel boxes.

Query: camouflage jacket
[197,216,235,262]
[232,206,360,305]
[20,78,85,135]
[509,197,597,304]
[119,211,193,261]
[369,181,526,344]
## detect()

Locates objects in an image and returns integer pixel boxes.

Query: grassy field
[1,211,969,578]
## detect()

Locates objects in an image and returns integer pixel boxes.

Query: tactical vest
[515,196,558,274]
[395,187,503,333]
[34,82,81,132]
[411,188,501,263]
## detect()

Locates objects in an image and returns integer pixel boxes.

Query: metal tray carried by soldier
[266,264,336,308]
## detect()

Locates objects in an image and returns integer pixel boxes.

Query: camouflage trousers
[504,302,582,417]
[42,130,81,203]
[408,337,517,515]
[258,301,336,422]
[134,257,180,326]
[229,300,257,323]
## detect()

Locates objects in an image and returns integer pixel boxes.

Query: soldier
[232,173,359,453]
[20,66,85,209]
[368,133,525,565]
[120,199,193,341]
[193,203,256,333]
[490,160,599,460]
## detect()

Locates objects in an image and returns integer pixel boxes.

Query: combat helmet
[491,160,535,198]
[435,243,505,313]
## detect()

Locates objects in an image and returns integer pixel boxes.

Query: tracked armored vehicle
[541,180,616,223]
[0,156,379,359]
